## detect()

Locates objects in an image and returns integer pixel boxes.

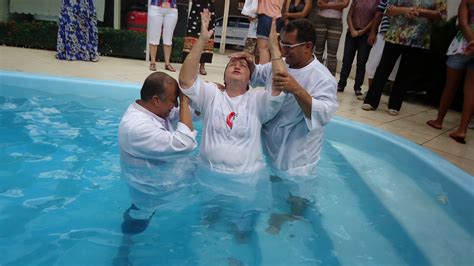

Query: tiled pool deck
[1,46,472,176]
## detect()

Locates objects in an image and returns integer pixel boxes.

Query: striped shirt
[150,0,177,8]
[377,0,390,34]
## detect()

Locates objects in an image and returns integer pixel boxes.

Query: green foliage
[0,20,184,63]
[0,20,57,50]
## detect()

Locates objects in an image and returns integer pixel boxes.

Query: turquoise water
[0,72,473,265]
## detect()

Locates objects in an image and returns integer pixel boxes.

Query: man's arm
[347,5,358,38]
[123,121,197,162]
[269,19,285,96]
[179,9,213,89]
[273,72,313,118]
[179,93,193,131]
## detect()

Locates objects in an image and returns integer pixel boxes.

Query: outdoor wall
[0,0,9,22]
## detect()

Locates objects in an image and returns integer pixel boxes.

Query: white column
[0,0,8,22]
[219,0,230,54]
[114,0,121,29]
[146,0,151,61]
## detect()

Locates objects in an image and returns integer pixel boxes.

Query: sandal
[149,63,156,71]
[200,68,207,75]
[165,63,176,72]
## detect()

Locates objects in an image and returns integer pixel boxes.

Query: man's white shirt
[118,101,198,193]
[251,56,338,178]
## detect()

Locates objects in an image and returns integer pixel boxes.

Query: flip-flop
[449,133,466,144]
[426,121,442,130]
[165,64,176,72]
[200,69,207,75]
[149,63,156,71]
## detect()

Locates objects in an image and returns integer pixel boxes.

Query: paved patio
[1,46,472,175]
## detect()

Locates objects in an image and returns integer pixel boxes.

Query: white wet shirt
[118,101,198,195]
[181,77,286,175]
[251,56,338,178]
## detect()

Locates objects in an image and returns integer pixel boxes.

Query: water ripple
[23,196,76,212]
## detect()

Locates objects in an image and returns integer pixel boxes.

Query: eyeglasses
[279,40,307,49]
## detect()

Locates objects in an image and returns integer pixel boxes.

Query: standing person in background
[313,0,350,76]
[337,0,379,96]
[182,0,216,75]
[148,0,178,72]
[279,0,313,27]
[56,0,99,61]
[362,0,447,116]
[427,0,474,144]
[363,0,401,100]
[242,0,259,63]
[256,0,285,64]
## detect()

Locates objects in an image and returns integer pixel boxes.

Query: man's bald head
[140,72,178,102]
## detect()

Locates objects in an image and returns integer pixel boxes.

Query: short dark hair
[140,72,177,101]
[282,18,316,49]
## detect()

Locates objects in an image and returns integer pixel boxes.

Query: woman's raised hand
[200,9,214,41]
[269,18,279,52]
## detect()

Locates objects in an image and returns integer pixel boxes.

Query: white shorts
[366,33,401,81]
[148,6,178,45]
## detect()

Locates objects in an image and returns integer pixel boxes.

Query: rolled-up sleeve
[304,77,338,131]
[179,77,217,115]
[126,121,197,162]
[250,63,272,88]
[256,90,287,123]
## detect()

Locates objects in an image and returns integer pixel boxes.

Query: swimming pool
[1,71,473,265]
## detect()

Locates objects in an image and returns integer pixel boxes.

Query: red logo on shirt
[226,112,236,129]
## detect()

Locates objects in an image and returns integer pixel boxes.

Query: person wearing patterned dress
[56,0,99,61]
[362,0,447,116]
[182,0,215,75]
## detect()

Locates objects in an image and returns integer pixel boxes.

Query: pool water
[0,72,473,265]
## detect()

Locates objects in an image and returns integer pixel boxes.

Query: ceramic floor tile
[424,130,474,161]
[378,118,444,144]
[426,147,474,176]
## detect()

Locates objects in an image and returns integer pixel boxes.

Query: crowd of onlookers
[54,0,472,143]
[238,0,472,144]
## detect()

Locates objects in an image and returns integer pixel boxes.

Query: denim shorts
[256,14,272,39]
[446,53,474,70]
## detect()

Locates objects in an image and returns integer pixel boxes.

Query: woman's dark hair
[140,72,177,101]
[282,18,316,49]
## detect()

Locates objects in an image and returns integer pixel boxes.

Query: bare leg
[257,38,270,64]
[427,67,463,129]
[163,44,176,72]
[200,63,207,75]
[449,68,474,143]
[149,44,158,71]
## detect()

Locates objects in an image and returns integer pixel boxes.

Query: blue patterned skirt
[56,0,99,61]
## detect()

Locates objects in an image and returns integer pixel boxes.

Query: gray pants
[313,15,343,76]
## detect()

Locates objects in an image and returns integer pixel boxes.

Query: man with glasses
[246,18,338,233]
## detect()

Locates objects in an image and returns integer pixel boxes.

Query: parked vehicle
[214,16,250,47]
